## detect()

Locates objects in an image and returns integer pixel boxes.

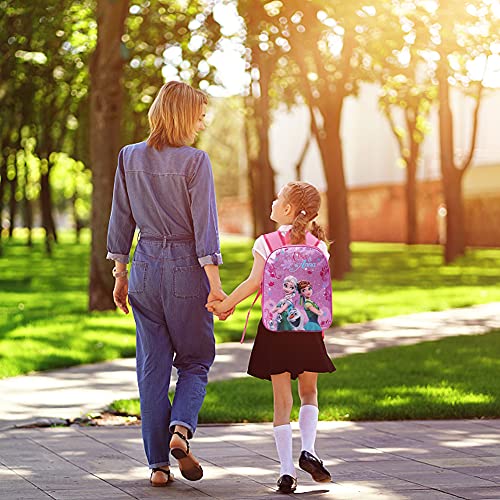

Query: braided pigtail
[282,181,329,245]
[289,210,308,244]
[310,220,329,245]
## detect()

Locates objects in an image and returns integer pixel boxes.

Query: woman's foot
[277,474,297,494]
[170,430,203,481]
[298,450,331,482]
[149,467,174,487]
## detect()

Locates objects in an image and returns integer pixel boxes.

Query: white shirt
[252,225,330,261]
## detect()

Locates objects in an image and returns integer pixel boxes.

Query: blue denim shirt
[106,141,222,267]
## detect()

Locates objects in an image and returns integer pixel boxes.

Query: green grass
[1,229,500,378]
[110,330,500,421]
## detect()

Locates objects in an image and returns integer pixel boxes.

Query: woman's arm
[206,253,265,314]
[113,260,129,314]
[106,148,136,264]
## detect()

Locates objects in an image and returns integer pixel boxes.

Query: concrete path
[1,420,500,499]
[1,302,499,430]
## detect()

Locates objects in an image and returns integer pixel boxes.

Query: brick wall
[218,181,500,247]
[348,181,443,244]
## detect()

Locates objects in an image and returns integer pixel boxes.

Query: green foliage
[0,0,95,231]
[121,0,225,144]
[50,153,92,222]
[198,97,246,200]
[110,330,500,421]
[1,0,229,231]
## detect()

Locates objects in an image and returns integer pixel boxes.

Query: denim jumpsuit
[106,142,222,469]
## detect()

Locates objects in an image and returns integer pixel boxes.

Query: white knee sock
[273,424,296,477]
[299,404,319,457]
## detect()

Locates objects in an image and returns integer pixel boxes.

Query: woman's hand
[206,288,234,320]
[206,299,231,316]
[113,277,129,314]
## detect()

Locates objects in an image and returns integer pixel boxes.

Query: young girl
[206,181,335,493]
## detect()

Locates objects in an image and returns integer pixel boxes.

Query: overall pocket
[129,261,148,294]
[173,265,202,298]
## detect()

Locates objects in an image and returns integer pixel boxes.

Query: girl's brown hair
[281,181,328,245]
[147,81,207,150]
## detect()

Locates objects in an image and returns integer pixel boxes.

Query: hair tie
[300,210,306,216]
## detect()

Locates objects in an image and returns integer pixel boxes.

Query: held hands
[206,287,234,320]
[206,300,233,320]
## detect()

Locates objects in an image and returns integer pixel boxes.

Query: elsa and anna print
[271,276,323,332]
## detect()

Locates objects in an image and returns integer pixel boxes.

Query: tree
[240,0,278,236]
[253,0,401,278]
[0,0,94,253]
[378,3,436,244]
[434,0,496,262]
[88,0,129,311]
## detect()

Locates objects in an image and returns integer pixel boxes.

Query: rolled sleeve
[188,151,222,267]
[106,148,136,263]
[198,253,223,267]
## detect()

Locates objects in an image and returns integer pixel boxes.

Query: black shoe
[298,450,331,483]
[277,474,297,494]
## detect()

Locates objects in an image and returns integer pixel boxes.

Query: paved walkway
[1,303,499,430]
[1,303,500,499]
[2,420,500,499]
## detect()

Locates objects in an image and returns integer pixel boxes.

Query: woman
[106,81,230,486]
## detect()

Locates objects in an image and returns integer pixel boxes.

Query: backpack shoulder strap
[240,289,261,343]
[263,231,285,253]
[305,231,321,247]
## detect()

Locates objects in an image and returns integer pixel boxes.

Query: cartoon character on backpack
[298,280,323,331]
[272,276,302,331]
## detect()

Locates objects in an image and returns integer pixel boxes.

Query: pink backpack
[241,230,333,342]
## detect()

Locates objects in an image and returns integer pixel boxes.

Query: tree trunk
[244,110,259,238]
[246,54,276,237]
[88,0,129,311]
[24,199,33,247]
[0,148,5,255]
[40,171,56,254]
[405,154,418,245]
[292,40,352,279]
[442,168,465,262]
[72,194,84,244]
[437,54,466,262]
[316,100,351,280]
[8,171,17,239]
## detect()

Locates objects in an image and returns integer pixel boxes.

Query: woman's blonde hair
[147,81,207,150]
[281,181,329,245]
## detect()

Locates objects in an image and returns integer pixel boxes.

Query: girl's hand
[206,300,234,320]
[206,300,229,315]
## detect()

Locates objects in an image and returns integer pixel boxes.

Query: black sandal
[170,431,203,481]
[149,467,174,487]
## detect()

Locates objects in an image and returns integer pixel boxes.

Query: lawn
[1,228,499,378]
[110,330,500,421]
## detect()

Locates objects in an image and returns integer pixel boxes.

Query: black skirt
[247,320,336,381]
